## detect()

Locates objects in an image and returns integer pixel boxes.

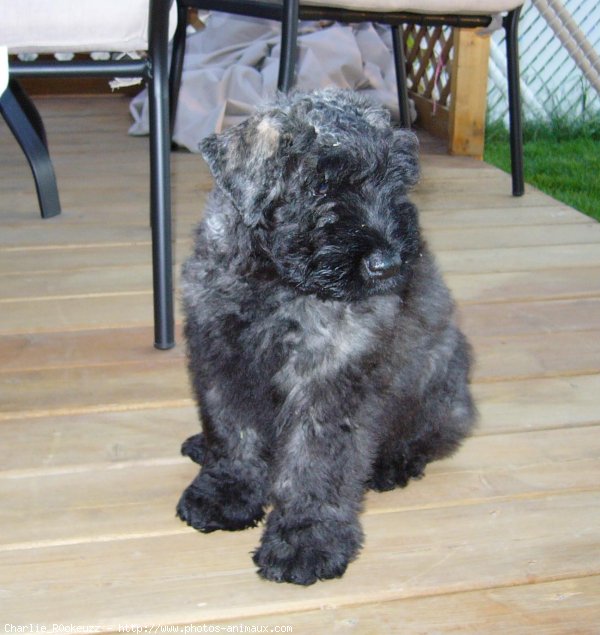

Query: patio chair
[170,0,525,196]
[0,0,178,349]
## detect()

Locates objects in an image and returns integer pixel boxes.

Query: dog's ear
[199,114,284,225]
[363,105,391,130]
[392,129,420,189]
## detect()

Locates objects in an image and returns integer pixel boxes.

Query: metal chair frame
[0,0,175,349]
[170,0,524,196]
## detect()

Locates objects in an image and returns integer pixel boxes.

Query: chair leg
[391,25,412,129]
[169,0,189,136]
[278,0,299,92]
[10,79,50,147]
[0,80,61,218]
[148,1,175,350]
[504,7,525,197]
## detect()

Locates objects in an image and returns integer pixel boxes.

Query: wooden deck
[1,95,599,633]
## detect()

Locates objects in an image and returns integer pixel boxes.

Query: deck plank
[3,355,600,424]
[184,576,600,634]
[0,407,198,471]
[3,267,600,310]
[448,268,600,304]
[2,326,600,384]
[3,242,600,277]
[2,294,600,337]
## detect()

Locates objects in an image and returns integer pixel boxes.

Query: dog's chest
[264,295,398,392]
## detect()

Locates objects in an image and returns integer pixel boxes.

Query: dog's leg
[177,385,270,533]
[177,427,268,532]
[253,391,375,585]
[177,463,267,533]
[405,372,476,474]
[370,337,476,492]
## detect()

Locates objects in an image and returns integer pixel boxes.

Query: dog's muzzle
[363,249,402,280]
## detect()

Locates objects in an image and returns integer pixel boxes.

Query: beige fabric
[0,0,177,54]
[303,0,523,13]
[131,15,419,150]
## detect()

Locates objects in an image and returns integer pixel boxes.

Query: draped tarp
[129,13,413,152]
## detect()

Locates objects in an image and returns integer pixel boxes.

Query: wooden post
[449,28,491,159]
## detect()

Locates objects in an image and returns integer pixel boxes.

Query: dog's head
[200,89,422,301]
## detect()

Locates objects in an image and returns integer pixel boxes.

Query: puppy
[177,89,476,585]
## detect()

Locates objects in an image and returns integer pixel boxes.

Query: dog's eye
[313,182,329,197]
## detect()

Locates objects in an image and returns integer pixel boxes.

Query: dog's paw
[176,471,265,533]
[253,515,362,585]
[368,453,427,491]
[181,433,206,465]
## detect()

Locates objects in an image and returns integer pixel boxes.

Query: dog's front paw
[177,470,265,533]
[253,514,362,585]
[181,433,206,465]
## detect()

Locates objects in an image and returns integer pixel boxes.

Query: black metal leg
[148,0,175,349]
[278,0,299,92]
[391,25,411,129]
[504,7,525,197]
[10,79,50,148]
[169,0,189,135]
[0,79,61,218]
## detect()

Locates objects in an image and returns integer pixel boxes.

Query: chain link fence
[488,0,600,123]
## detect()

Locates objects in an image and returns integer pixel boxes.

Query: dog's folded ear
[392,129,420,189]
[199,114,284,225]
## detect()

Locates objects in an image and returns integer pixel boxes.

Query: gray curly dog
[177,89,476,585]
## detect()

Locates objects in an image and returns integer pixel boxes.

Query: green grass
[484,116,600,222]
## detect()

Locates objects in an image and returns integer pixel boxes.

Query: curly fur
[177,89,476,585]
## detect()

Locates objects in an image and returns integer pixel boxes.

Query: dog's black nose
[364,250,402,280]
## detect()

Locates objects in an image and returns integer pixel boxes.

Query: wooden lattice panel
[404,25,454,110]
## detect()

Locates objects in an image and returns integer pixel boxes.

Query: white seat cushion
[0,0,177,54]
[303,0,523,14]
